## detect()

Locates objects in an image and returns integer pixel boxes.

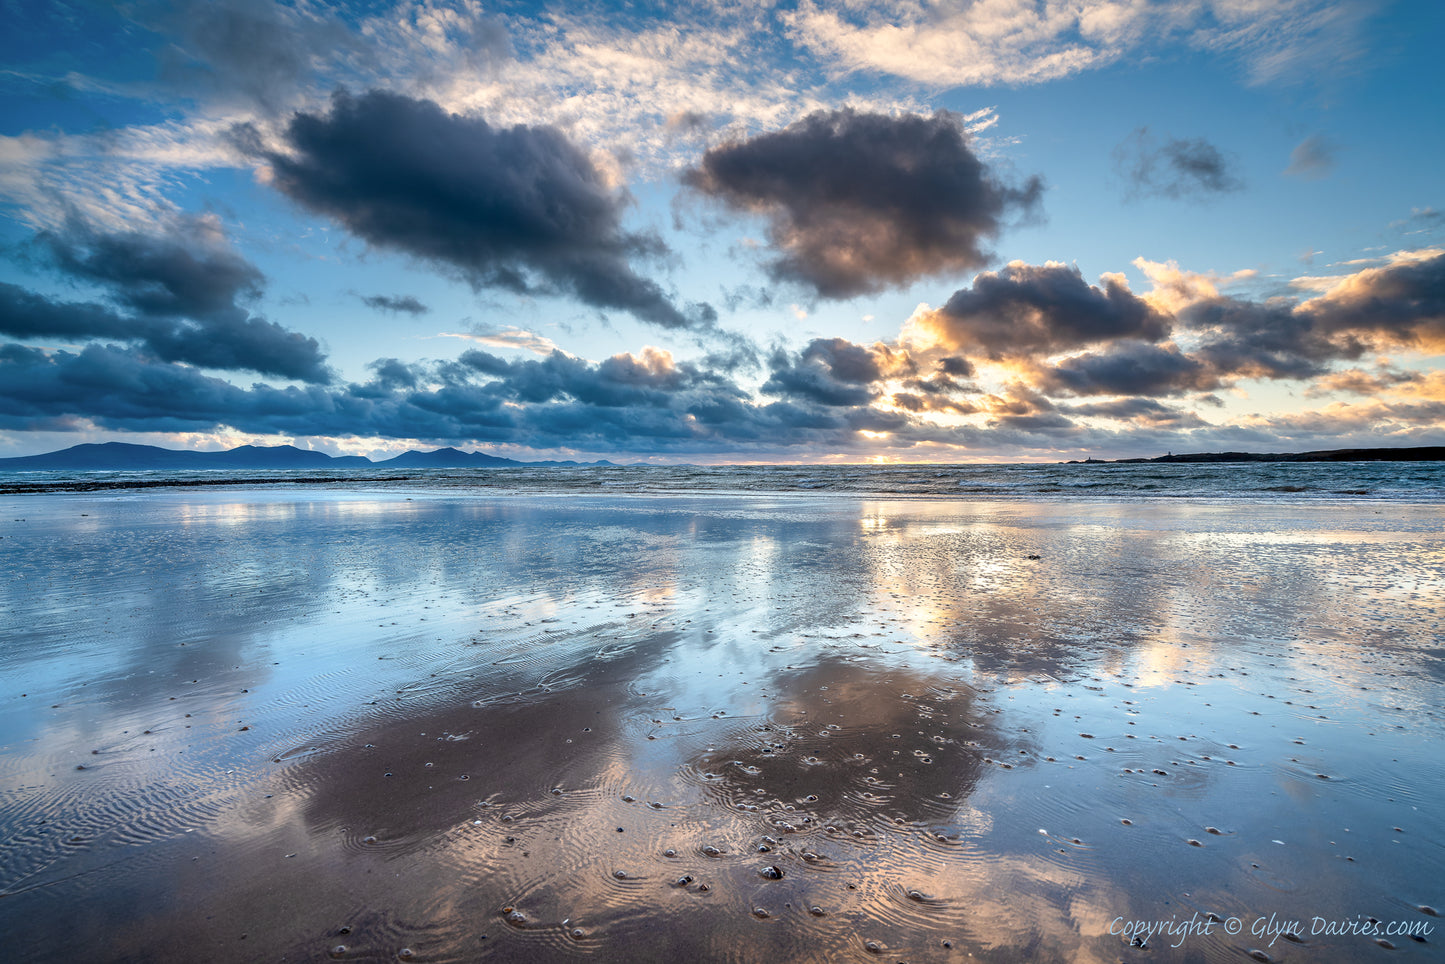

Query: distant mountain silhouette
[1069,446,1445,464]
[0,442,610,472]
[374,446,522,468]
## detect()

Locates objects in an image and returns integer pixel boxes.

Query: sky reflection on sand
[0,492,1441,961]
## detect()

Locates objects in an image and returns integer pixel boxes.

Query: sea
[2,458,1443,501]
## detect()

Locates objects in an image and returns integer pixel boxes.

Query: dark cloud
[1114,128,1244,200]
[0,282,331,384]
[0,342,511,439]
[363,358,422,393]
[1179,253,1445,381]
[148,313,331,382]
[988,411,1076,434]
[1016,252,1445,395]
[1299,252,1445,348]
[22,218,330,382]
[927,262,1170,358]
[683,108,1043,298]
[41,218,263,321]
[359,293,430,316]
[262,90,711,330]
[452,347,744,409]
[888,357,982,414]
[147,0,356,112]
[937,356,975,377]
[1065,397,1209,427]
[763,353,877,407]
[1033,341,1219,397]
[1284,134,1336,180]
[1179,298,1344,380]
[0,338,936,455]
[892,383,981,415]
[0,282,134,342]
[761,337,915,407]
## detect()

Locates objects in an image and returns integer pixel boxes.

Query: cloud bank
[6,251,1442,457]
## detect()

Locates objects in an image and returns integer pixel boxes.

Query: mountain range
[0,442,612,471]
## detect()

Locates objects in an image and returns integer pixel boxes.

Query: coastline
[1070,446,1445,464]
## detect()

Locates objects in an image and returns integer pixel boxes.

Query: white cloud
[782,0,1371,88]
[1132,257,1257,314]
[440,326,562,356]
[0,1,1378,245]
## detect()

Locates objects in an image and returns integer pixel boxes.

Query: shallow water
[1,491,1441,961]
[6,458,1445,503]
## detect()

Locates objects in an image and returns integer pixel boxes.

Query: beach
[1,487,1441,962]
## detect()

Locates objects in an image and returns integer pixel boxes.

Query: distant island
[0,441,612,472]
[1068,446,1445,464]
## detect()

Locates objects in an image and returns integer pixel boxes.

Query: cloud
[1400,207,1444,231]
[260,89,712,329]
[440,326,560,356]
[1183,297,1348,380]
[0,0,1374,243]
[5,216,331,383]
[0,333,958,455]
[146,0,357,113]
[1033,341,1221,397]
[0,342,510,439]
[364,357,421,392]
[1233,398,1445,444]
[447,345,748,416]
[1284,134,1336,179]
[40,215,263,321]
[1305,366,1422,398]
[1295,249,1445,350]
[1176,249,1445,380]
[0,283,332,384]
[891,361,984,415]
[683,109,1042,299]
[1114,128,1244,200]
[1132,257,1257,314]
[761,337,919,407]
[1065,396,1209,428]
[0,340,849,453]
[908,262,1170,359]
[6,249,1444,459]
[782,0,1370,89]
[359,293,430,316]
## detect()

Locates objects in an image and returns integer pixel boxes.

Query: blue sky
[1,0,1441,462]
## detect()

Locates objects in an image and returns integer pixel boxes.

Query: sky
[1,0,1442,463]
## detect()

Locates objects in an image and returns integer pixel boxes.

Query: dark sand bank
[1,492,1441,962]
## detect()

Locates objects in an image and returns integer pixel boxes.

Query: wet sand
[1,491,1441,962]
